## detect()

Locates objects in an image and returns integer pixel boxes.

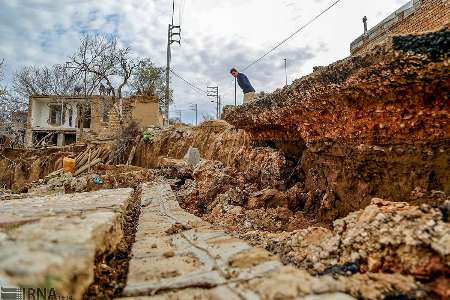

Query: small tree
[13,64,82,98]
[129,58,171,111]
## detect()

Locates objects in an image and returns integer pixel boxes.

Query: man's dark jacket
[237,73,255,94]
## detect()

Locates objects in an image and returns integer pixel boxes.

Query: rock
[184,147,201,167]
[71,176,88,192]
[162,250,175,258]
[246,200,450,297]
[248,189,287,209]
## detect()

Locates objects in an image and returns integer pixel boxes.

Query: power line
[242,0,344,71]
[170,69,207,95]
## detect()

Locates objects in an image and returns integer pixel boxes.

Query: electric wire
[242,0,344,71]
[170,69,207,95]
[170,0,344,111]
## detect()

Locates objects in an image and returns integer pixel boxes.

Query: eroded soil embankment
[221,29,450,223]
[0,146,85,191]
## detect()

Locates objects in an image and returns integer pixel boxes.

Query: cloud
[0,0,412,123]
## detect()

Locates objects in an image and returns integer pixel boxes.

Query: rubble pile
[0,164,159,197]
[241,199,450,299]
[223,29,449,222]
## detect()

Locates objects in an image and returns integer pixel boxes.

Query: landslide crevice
[82,186,143,299]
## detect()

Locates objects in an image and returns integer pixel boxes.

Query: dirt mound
[20,164,159,196]
[241,199,450,299]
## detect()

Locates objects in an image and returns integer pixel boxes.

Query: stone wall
[89,95,163,140]
[350,0,450,55]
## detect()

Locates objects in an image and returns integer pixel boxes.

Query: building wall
[29,97,79,131]
[351,0,450,55]
[82,95,163,141]
[26,95,163,145]
[131,98,163,128]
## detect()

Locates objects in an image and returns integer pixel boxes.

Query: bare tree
[0,59,28,147]
[13,64,82,98]
[68,34,139,100]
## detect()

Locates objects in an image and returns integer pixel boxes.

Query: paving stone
[0,188,132,226]
[184,147,201,167]
[0,188,133,300]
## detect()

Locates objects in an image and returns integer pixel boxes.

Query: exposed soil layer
[0,145,85,191]
[134,121,291,188]
[223,30,449,143]
[83,186,142,299]
[221,29,449,222]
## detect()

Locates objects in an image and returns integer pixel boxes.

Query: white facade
[30,97,80,131]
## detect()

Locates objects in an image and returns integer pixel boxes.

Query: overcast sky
[0,0,409,123]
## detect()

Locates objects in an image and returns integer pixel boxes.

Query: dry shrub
[110,121,140,164]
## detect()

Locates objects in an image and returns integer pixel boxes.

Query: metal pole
[195,104,198,125]
[165,24,171,126]
[234,78,237,106]
[216,90,219,119]
[218,96,221,119]
[284,58,288,86]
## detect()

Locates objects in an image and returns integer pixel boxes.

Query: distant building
[25,95,163,147]
[351,0,450,55]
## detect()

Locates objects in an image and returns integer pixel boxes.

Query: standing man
[230,68,256,104]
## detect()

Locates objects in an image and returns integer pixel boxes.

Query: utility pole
[284,58,288,86]
[189,103,198,126]
[175,109,182,123]
[165,21,181,126]
[218,96,222,119]
[207,86,219,119]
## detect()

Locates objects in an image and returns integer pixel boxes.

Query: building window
[49,105,64,126]
[68,108,73,127]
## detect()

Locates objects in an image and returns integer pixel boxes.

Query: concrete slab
[0,188,133,300]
